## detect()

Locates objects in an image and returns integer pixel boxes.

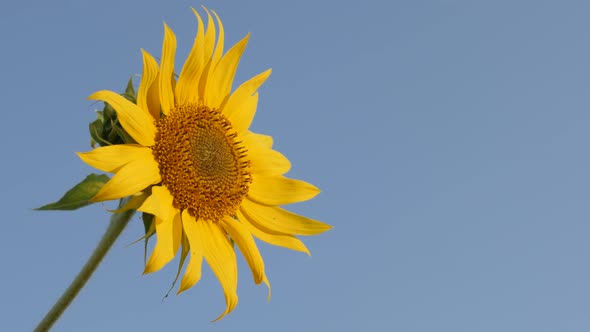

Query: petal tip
[176,284,190,295]
[194,9,205,22]
[142,264,156,275]
[87,90,105,101]
[200,4,209,11]
[263,278,272,302]
[315,222,333,234]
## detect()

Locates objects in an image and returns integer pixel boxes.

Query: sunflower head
[77,7,331,320]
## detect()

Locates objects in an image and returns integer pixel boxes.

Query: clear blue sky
[2,0,590,331]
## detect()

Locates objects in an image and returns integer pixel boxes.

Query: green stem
[34,200,136,332]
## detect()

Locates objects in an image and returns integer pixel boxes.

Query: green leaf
[35,174,110,211]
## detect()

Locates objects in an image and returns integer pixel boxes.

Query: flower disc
[152,104,251,221]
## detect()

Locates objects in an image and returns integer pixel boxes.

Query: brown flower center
[152,104,251,221]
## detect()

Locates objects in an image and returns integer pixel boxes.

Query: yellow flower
[77,8,330,320]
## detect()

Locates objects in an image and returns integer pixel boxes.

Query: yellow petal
[144,212,182,274]
[204,34,249,109]
[178,211,204,293]
[195,9,217,100]
[107,191,149,213]
[91,157,160,202]
[241,199,331,236]
[251,132,273,148]
[196,219,238,321]
[88,90,156,146]
[248,175,320,206]
[178,251,203,293]
[222,216,268,286]
[202,8,216,65]
[175,8,206,105]
[77,144,150,173]
[237,210,310,255]
[159,23,177,115]
[147,72,161,120]
[224,69,271,133]
[243,133,290,175]
[137,49,159,119]
[138,185,175,221]
[235,92,258,134]
[210,9,224,72]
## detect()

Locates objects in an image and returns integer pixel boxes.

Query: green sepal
[123,76,137,103]
[103,102,116,121]
[88,77,137,147]
[142,212,156,264]
[164,233,189,299]
[35,174,110,211]
[112,119,136,144]
[107,118,122,143]
[89,116,109,148]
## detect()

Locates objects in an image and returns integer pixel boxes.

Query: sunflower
[77,8,330,320]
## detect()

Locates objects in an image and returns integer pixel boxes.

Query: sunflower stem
[34,199,135,332]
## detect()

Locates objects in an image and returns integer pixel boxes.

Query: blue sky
[2,0,590,331]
